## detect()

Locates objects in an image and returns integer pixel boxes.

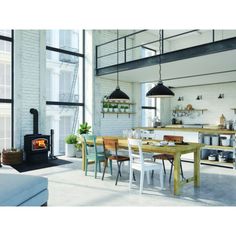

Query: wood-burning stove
[24,109,50,163]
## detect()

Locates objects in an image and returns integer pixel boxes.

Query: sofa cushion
[0,173,48,206]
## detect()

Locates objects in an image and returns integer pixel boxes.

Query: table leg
[194,148,200,187]
[173,152,181,195]
[82,142,85,171]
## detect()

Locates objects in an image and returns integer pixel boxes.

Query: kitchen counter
[135,126,236,135]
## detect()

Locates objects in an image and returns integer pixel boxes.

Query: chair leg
[180,161,185,180]
[115,162,121,185]
[160,167,164,190]
[129,168,133,190]
[98,161,101,173]
[169,160,173,183]
[85,159,88,176]
[117,161,122,177]
[146,171,150,185]
[102,159,108,180]
[95,160,98,178]
[133,171,136,181]
[162,159,166,175]
[140,170,144,194]
[109,159,113,175]
[151,158,156,178]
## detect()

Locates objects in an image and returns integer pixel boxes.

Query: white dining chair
[128,138,164,194]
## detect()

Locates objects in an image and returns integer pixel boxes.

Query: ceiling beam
[96,37,236,76]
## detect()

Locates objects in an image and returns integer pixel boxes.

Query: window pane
[0,30,11,37]
[46,51,83,103]
[46,105,83,155]
[0,40,12,99]
[0,103,11,150]
[46,30,83,53]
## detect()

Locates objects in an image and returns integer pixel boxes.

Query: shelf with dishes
[101,101,136,118]
[173,109,208,114]
[200,132,236,168]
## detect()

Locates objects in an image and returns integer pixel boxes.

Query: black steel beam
[46,101,84,106]
[96,37,236,76]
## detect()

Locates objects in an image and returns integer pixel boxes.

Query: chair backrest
[128,138,144,165]
[163,135,183,143]
[83,134,97,156]
[103,138,118,156]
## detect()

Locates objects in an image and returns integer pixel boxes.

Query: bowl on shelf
[221,139,230,146]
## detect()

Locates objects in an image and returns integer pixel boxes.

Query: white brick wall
[93,77,137,136]
[14,30,46,148]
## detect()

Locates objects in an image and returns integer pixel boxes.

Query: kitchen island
[134,126,236,169]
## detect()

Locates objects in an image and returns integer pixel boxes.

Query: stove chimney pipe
[30,108,39,134]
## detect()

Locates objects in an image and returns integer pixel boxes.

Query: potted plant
[65,134,77,157]
[113,104,119,112]
[120,105,125,112]
[103,102,109,112]
[78,122,91,135]
[76,122,92,158]
[124,105,130,113]
[108,103,113,112]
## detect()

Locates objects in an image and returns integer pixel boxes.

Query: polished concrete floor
[23,156,236,206]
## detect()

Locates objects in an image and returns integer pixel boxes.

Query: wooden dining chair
[83,134,108,178]
[128,138,164,194]
[152,135,185,183]
[102,138,130,185]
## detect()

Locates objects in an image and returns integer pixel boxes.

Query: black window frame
[45,30,85,129]
[0,30,14,148]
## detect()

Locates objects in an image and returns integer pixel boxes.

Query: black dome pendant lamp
[146,30,175,98]
[108,30,129,101]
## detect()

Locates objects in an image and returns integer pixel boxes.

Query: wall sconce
[196,95,202,100]
[218,94,224,99]
[177,96,184,101]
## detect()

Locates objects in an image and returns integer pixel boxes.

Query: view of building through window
[46,30,84,155]
[0,30,12,150]
[141,83,160,127]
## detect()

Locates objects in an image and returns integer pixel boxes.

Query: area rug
[10,158,72,173]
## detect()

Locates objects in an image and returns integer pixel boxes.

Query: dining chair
[152,135,185,183]
[83,134,108,178]
[128,138,164,194]
[102,138,130,185]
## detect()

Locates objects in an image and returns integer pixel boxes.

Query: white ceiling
[98,49,236,88]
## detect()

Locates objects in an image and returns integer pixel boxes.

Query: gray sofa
[0,165,48,206]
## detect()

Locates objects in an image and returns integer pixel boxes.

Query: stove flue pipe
[30,108,39,134]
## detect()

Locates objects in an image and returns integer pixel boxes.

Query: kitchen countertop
[134,126,236,134]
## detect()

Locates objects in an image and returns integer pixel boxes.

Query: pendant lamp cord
[117,29,119,88]
[158,29,162,83]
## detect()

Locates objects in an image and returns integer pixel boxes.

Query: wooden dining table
[81,136,203,195]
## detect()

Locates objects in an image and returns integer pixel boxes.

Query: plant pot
[103,108,108,112]
[120,108,125,112]
[75,150,82,158]
[108,108,113,112]
[65,144,76,157]
[114,108,119,113]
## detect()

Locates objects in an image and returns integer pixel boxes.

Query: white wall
[14,30,46,148]
[170,82,236,125]
[93,77,140,136]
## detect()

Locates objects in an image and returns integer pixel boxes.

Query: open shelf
[201,160,234,168]
[101,111,135,118]
[202,145,235,152]
[101,101,135,105]
[173,109,208,114]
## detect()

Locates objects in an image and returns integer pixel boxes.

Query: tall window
[46,30,84,155]
[141,83,160,127]
[0,30,13,150]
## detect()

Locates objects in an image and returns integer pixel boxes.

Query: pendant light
[146,30,175,98]
[108,30,129,101]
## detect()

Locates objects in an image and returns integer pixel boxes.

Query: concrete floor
[23,156,236,206]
